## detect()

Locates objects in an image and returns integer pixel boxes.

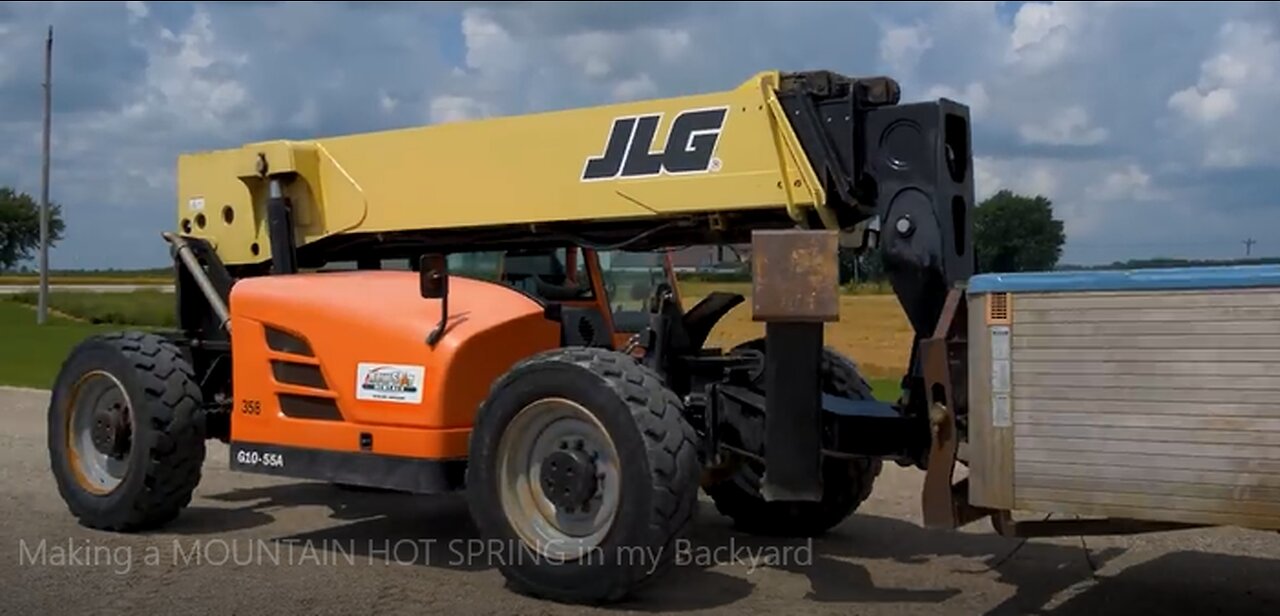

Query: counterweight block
[751,229,840,502]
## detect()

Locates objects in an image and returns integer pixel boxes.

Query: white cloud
[973,156,1001,202]
[1,1,1278,269]
[559,31,619,78]
[378,90,399,114]
[976,157,1059,201]
[925,82,989,115]
[1168,87,1238,124]
[1086,164,1160,202]
[1167,20,1280,168]
[460,8,523,80]
[880,24,932,74]
[429,95,494,124]
[1167,21,1278,126]
[1006,1,1080,72]
[288,99,320,131]
[612,74,657,101]
[1019,106,1108,146]
[125,1,148,21]
[650,28,692,63]
[146,9,254,131]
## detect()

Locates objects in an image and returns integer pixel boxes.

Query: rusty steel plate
[750,229,840,322]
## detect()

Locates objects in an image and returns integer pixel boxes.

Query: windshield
[597,250,673,333]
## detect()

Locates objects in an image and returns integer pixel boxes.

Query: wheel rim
[497,397,621,562]
[66,370,134,495]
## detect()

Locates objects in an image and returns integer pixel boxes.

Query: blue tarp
[968,265,1280,294]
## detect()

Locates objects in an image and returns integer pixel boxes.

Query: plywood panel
[1017,487,1280,520]
[1014,385,1280,404]
[1016,437,1280,461]
[989,286,1280,530]
[1016,306,1280,324]
[1016,499,1280,530]
[1018,473,1280,503]
[1016,411,1280,430]
[1017,320,1280,337]
[1015,348,1280,363]
[1013,372,1280,390]
[1015,334,1280,349]
[1017,444,1280,474]
[1015,461,1280,490]
[1013,360,1280,377]
[966,296,1013,508]
[1015,288,1280,311]
[1015,424,1280,447]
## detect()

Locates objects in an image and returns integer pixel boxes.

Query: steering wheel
[647,281,676,314]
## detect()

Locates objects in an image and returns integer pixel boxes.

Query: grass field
[4,290,176,327]
[0,302,128,389]
[678,282,909,401]
[0,276,170,286]
[1,282,909,399]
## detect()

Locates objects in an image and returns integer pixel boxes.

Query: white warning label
[990,325,1012,427]
[356,363,425,404]
[993,393,1012,428]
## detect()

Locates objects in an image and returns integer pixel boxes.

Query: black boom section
[776,70,902,228]
[777,70,976,412]
[865,100,976,335]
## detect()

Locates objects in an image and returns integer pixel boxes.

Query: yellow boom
[176,71,839,267]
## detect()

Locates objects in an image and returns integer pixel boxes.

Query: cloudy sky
[2,1,1279,269]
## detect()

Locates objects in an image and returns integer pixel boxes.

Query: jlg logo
[581,107,728,181]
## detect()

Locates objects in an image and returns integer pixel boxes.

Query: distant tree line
[0,185,65,271]
[840,189,1067,283]
[1058,257,1280,271]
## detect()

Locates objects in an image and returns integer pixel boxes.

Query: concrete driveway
[2,386,1276,615]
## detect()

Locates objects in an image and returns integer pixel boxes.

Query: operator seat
[499,249,612,349]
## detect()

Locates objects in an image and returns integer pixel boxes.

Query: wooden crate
[966,266,1280,530]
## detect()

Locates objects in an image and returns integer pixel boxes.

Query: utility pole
[1243,237,1257,257]
[37,25,52,325]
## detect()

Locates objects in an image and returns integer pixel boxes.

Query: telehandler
[46,69,1280,604]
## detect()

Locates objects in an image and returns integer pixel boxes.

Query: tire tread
[705,338,883,537]
[471,347,700,603]
[50,331,206,532]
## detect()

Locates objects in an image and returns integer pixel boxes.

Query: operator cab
[311,248,687,352]
[442,247,681,351]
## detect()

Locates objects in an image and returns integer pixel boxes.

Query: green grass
[0,302,131,389]
[1,286,904,401]
[4,290,176,327]
[677,279,892,298]
[869,378,900,402]
[0,276,170,286]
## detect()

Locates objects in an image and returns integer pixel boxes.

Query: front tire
[47,331,207,532]
[465,348,700,604]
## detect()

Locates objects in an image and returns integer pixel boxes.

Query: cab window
[498,247,593,301]
[447,252,503,282]
[597,250,672,332]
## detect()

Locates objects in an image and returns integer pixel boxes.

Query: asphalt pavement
[1,386,1276,615]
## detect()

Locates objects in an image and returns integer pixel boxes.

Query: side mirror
[419,254,449,299]
[420,253,450,347]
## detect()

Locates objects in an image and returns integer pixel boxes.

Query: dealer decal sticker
[356,363,425,404]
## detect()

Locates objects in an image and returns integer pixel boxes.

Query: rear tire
[465,348,700,604]
[704,337,882,537]
[47,331,206,532]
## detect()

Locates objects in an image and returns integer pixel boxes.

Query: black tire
[465,348,701,604]
[704,337,882,537]
[47,331,206,532]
